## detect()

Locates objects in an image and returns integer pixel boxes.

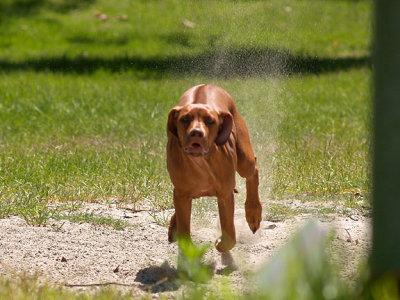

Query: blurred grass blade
[254,220,347,300]
[177,238,213,283]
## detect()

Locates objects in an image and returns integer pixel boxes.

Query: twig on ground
[344,228,353,243]
[65,282,135,287]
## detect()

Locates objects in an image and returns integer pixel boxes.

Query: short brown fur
[166,84,262,252]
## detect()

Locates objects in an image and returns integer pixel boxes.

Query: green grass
[0,0,372,295]
[0,0,372,220]
[265,202,338,222]
[54,211,132,230]
[272,68,371,199]
[0,0,370,59]
[0,274,135,300]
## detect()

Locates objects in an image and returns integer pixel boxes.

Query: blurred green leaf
[254,220,348,300]
[177,238,213,284]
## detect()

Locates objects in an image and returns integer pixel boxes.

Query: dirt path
[0,201,371,297]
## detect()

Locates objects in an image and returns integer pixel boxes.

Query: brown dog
[166,84,262,252]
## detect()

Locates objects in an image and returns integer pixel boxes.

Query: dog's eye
[180,116,192,124]
[205,117,215,125]
[204,117,215,126]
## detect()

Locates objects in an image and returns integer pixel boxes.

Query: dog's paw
[168,228,175,243]
[215,236,236,253]
[245,203,262,234]
[168,214,177,243]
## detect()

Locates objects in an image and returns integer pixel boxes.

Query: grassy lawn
[0,0,373,298]
[0,0,371,222]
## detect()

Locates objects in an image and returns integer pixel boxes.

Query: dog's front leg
[170,189,192,242]
[215,192,236,252]
[245,166,262,233]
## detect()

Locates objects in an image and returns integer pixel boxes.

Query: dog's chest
[167,139,237,197]
[186,156,217,188]
[180,155,234,197]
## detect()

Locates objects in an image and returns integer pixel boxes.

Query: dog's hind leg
[235,115,262,233]
[168,213,177,243]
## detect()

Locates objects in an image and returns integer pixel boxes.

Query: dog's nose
[189,128,204,138]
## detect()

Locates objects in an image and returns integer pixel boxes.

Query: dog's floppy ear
[215,112,233,146]
[167,106,182,137]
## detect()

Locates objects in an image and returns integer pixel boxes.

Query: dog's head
[167,104,233,156]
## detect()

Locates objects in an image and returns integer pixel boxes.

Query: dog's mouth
[184,142,208,156]
[192,142,201,148]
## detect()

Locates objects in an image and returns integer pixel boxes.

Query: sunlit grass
[0,0,374,297]
[0,0,371,59]
[272,68,371,199]
[0,0,371,220]
[0,275,135,300]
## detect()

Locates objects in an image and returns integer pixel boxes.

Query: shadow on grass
[0,47,370,78]
[67,36,130,46]
[0,0,95,18]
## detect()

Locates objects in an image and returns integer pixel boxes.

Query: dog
[166,84,262,252]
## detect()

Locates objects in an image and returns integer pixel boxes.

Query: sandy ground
[0,200,371,298]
